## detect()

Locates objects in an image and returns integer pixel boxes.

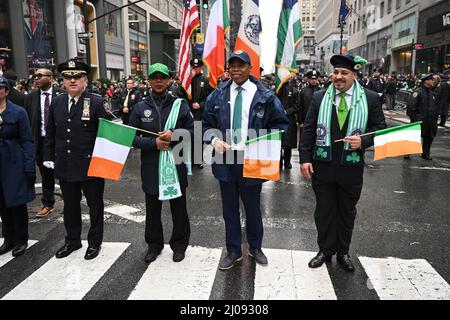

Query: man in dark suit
[119,78,141,125]
[300,54,386,272]
[44,59,111,260]
[25,68,60,218]
[203,51,288,270]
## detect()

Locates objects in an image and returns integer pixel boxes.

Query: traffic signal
[202,0,208,9]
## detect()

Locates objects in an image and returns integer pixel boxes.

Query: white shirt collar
[337,82,355,96]
[68,95,81,103]
[41,87,52,95]
[231,78,252,92]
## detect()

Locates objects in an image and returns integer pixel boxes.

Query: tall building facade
[315,0,349,74]
[297,0,317,70]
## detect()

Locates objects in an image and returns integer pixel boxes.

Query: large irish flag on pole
[243,131,282,181]
[88,119,136,180]
[373,122,422,160]
[275,0,302,93]
[203,0,230,88]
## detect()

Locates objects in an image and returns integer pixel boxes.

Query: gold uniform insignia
[82,98,91,121]
[68,60,76,68]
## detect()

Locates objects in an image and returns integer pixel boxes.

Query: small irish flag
[88,119,136,180]
[243,131,282,181]
[374,122,422,161]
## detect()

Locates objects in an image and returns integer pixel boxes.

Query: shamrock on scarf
[346,152,360,163]
[164,186,178,197]
[316,147,328,159]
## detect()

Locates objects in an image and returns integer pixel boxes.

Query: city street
[1,116,449,301]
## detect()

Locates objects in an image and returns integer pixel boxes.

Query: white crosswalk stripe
[2,241,129,300]
[0,239,39,268]
[1,241,450,300]
[128,245,222,300]
[359,256,450,300]
[254,249,337,300]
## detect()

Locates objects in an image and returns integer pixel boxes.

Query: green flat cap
[148,63,170,77]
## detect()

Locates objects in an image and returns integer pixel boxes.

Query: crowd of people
[0,52,449,273]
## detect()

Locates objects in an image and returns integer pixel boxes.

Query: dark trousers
[312,177,362,256]
[282,148,292,166]
[37,140,55,207]
[422,137,434,156]
[59,179,105,248]
[219,165,263,254]
[440,104,449,125]
[145,189,190,254]
[0,204,28,246]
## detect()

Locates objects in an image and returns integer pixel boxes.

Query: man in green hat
[128,63,194,264]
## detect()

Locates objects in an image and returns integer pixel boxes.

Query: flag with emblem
[234,0,262,79]
[88,119,136,180]
[243,131,282,181]
[178,0,200,99]
[203,0,230,88]
[274,0,302,93]
[373,122,422,160]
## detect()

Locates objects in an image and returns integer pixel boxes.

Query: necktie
[43,92,50,130]
[337,92,348,130]
[69,98,76,113]
[232,86,243,144]
[124,90,131,107]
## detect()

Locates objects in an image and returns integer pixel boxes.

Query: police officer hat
[330,54,368,72]
[439,73,449,80]
[305,70,320,78]
[228,50,251,65]
[0,76,10,90]
[420,73,434,81]
[57,59,90,77]
[190,58,204,68]
[2,69,17,87]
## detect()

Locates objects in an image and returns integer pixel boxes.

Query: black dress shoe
[308,252,332,268]
[284,163,293,169]
[403,155,410,159]
[173,252,185,262]
[248,248,268,265]
[84,246,101,260]
[55,243,82,258]
[12,243,28,257]
[219,252,243,270]
[145,250,161,264]
[0,242,14,255]
[421,154,432,160]
[337,254,355,272]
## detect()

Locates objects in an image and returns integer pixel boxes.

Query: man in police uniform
[366,68,385,102]
[298,70,322,150]
[408,73,438,160]
[44,59,111,260]
[119,78,141,125]
[300,55,386,271]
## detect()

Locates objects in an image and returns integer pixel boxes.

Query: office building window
[104,1,122,38]
[387,0,392,14]
[396,0,401,9]
[380,2,384,18]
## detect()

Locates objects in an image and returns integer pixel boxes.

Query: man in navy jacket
[203,51,288,270]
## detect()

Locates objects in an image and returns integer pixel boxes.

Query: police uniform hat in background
[57,59,91,77]
[2,69,17,87]
[0,76,10,89]
[305,70,321,78]
[420,73,434,81]
[330,54,368,72]
[190,58,204,68]
[439,73,449,80]
[373,67,380,72]
[148,63,170,78]
[228,50,251,65]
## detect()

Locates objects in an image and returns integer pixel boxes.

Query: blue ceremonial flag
[339,0,351,23]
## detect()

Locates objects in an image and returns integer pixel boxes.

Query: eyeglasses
[62,74,84,80]
[35,74,52,79]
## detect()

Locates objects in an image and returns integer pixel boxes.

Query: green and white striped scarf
[314,81,369,164]
[158,98,187,201]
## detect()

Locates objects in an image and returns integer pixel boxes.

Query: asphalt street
[1,115,449,301]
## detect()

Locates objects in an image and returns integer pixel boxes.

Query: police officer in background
[276,79,299,169]
[435,73,449,127]
[119,78,141,125]
[408,73,438,160]
[366,68,385,102]
[44,59,111,260]
[189,58,213,169]
[298,70,322,150]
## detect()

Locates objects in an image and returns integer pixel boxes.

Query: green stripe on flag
[374,122,421,136]
[97,118,136,147]
[245,131,282,145]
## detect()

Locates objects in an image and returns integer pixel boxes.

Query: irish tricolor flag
[374,122,422,161]
[243,131,282,181]
[88,119,136,180]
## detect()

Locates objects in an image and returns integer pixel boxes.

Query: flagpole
[108,119,160,137]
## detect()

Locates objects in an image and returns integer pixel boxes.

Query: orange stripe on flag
[87,157,124,181]
[234,38,260,79]
[243,159,280,181]
[374,140,423,160]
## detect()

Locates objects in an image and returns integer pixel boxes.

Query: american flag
[178,0,200,99]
